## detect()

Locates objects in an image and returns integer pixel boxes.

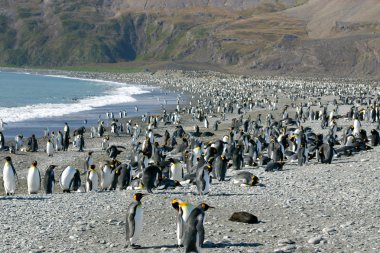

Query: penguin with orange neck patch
[172,199,195,247]
[125,193,147,249]
[183,203,214,253]
[27,160,41,194]
[195,160,213,196]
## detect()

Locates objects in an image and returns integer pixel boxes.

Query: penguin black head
[199,203,214,211]
[251,175,259,186]
[206,164,213,172]
[88,151,93,156]
[133,193,146,202]
[48,165,57,170]
[5,156,12,162]
[32,161,37,167]
[171,199,180,211]
[90,164,96,170]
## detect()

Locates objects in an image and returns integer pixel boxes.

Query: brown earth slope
[0,0,379,77]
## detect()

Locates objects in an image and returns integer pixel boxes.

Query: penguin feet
[130,244,142,249]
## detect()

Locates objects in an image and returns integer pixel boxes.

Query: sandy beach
[1,69,380,253]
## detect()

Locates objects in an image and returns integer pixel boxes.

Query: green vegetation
[0,0,307,68]
[53,64,143,73]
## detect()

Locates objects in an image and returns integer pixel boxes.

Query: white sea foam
[0,75,150,123]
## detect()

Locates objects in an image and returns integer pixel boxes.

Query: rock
[322,227,337,235]
[282,244,297,251]
[256,228,266,233]
[274,244,297,252]
[278,239,295,246]
[340,221,355,228]
[308,236,322,244]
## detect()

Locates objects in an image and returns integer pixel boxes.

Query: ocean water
[0,71,181,139]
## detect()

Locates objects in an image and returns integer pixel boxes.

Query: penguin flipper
[12,164,19,185]
[201,171,206,192]
[126,204,138,242]
[87,179,93,192]
[38,169,41,191]
[196,214,205,247]
[178,212,184,242]
[68,178,74,191]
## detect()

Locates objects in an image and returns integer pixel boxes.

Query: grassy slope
[0,0,379,77]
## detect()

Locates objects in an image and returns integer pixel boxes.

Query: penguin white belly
[353,120,360,135]
[182,206,194,222]
[50,181,55,194]
[232,178,247,185]
[87,172,98,192]
[27,168,40,194]
[102,166,114,189]
[196,230,202,252]
[3,165,16,194]
[177,218,183,245]
[203,172,210,194]
[56,137,62,151]
[47,143,54,156]
[131,205,143,244]
[170,164,183,181]
[60,166,76,190]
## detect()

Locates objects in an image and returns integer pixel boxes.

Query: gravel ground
[2,148,379,253]
[1,70,380,253]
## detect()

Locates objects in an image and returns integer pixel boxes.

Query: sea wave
[0,83,150,123]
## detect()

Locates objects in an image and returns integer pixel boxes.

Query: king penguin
[27,160,41,194]
[170,159,184,182]
[100,160,115,190]
[195,163,212,196]
[171,199,195,247]
[232,171,259,187]
[86,164,98,192]
[212,155,228,181]
[3,156,17,195]
[183,203,214,253]
[142,165,162,193]
[44,165,56,194]
[126,193,147,249]
[60,166,81,193]
[115,163,133,190]
[46,139,54,157]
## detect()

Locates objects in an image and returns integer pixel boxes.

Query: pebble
[278,239,295,246]
[322,227,337,235]
[308,236,323,245]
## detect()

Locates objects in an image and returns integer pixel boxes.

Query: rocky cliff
[0,0,379,77]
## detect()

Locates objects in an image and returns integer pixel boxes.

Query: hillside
[0,0,379,77]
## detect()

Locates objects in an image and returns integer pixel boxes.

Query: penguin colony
[1,72,380,252]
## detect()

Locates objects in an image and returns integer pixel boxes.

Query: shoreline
[1,69,380,252]
[0,71,185,140]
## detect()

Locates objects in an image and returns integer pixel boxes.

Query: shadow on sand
[204,242,263,248]
[138,242,263,250]
[0,196,49,201]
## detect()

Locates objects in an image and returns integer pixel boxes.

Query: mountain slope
[0,0,379,77]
